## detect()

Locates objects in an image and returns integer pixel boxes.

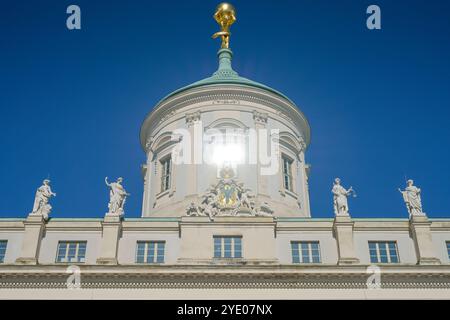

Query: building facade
[1,4,450,299]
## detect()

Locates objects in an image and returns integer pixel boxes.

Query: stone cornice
[1,217,450,232]
[1,264,450,289]
[2,263,450,273]
[45,220,103,232]
[140,85,311,151]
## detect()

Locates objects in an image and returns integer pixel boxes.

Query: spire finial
[212,3,236,49]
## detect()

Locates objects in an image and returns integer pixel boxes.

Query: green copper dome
[159,48,295,105]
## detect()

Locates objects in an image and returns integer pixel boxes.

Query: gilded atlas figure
[31,179,56,221]
[105,177,130,217]
[332,178,356,216]
[399,179,425,217]
[212,3,236,49]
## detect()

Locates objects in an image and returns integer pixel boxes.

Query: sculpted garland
[186,166,274,220]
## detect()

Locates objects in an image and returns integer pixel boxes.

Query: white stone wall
[1,219,449,266]
[178,217,276,263]
[276,231,339,264]
[354,231,418,264]
[431,231,450,263]
[117,231,180,264]
[0,230,24,263]
[140,85,311,218]
[38,231,102,264]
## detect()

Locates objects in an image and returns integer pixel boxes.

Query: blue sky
[0,0,449,219]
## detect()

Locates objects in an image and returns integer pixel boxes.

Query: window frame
[55,241,87,264]
[368,241,400,264]
[213,236,242,259]
[291,241,321,264]
[160,155,172,193]
[446,241,450,261]
[152,133,178,203]
[0,240,7,264]
[135,241,166,264]
[281,154,294,192]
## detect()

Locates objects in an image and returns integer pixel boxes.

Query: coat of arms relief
[186,166,274,220]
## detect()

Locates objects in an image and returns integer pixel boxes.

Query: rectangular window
[369,241,399,263]
[446,241,450,260]
[291,241,321,264]
[136,241,165,263]
[56,241,87,263]
[0,240,7,263]
[214,236,242,259]
[160,157,172,192]
[282,155,293,191]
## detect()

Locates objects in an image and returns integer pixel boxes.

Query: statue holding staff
[332,178,356,216]
[105,177,130,216]
[399,179,425,217]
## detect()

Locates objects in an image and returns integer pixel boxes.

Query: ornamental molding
[276,110,296,126]
[279,131,305,155]
[140,86,310,148]
[1,272,450,289]
[212,99,240,105]
[158,110,176,125]
[252,110,268,125]
[144,137,154,153]
[5,218,447,232]
[185,111,201,127]
[185,167,274,220]
[146,131,182,154]
[204,118,248,131]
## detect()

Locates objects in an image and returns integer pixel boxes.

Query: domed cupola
[159,48,296,106]
[140,3,311,219]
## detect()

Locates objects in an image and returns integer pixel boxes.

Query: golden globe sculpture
[212,3,236,49]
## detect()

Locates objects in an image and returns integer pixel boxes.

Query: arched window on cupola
[204,118,249,176]
[149,132,180,197]
[278,132,304,197]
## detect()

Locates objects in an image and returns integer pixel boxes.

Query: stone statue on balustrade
[399,179,425,218]
[30,179,56,221]
[105,177,130,217]
[332,178,356,217]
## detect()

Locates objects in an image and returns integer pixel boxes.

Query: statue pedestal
[15,214,47,265]
[409,215,441,265]
[333,215,360,265]
[96,214,122,265]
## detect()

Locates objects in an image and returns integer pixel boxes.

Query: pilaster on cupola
[141,140,154,216]
[297,140,311,217]
[15,214,47,265]
[185,111,201,199]
[253,110,270,201]
[333,215,360,265]
[96,214,122,265]
[409,215,441,265]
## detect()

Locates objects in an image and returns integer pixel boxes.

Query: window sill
[212,258,244,265]
[279,189,298,199]
[156,189,175,200]
[156,190,170,199]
